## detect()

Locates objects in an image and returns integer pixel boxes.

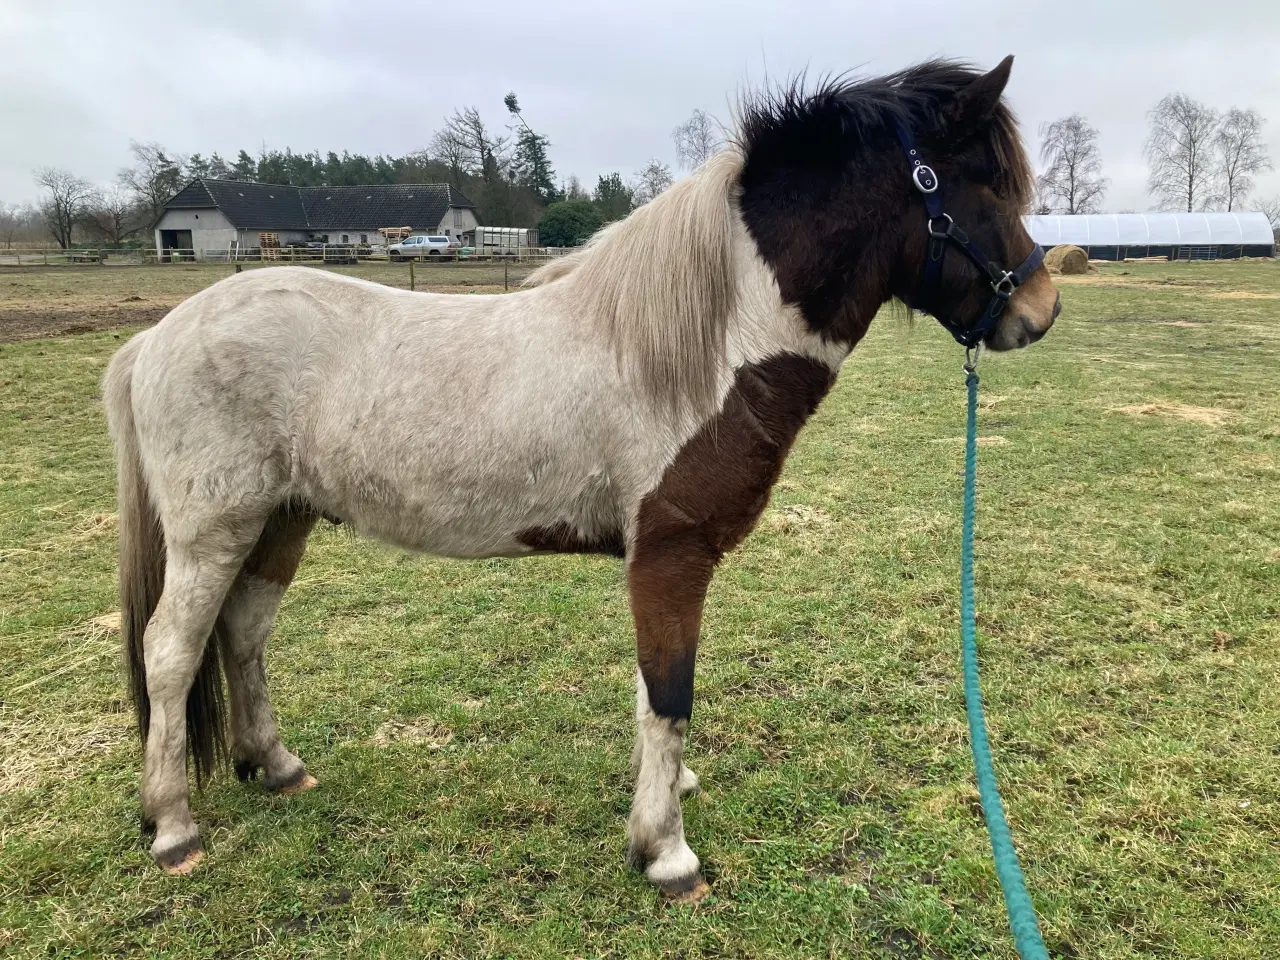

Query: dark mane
[736,60,1034,210]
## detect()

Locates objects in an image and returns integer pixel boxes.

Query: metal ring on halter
[928,213,953,239]
[991,271,1017,299]
[963,343,982,373]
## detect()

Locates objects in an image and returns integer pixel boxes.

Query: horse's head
[738,56,1059,351]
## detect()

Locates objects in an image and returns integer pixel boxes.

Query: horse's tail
[104,333,227,786]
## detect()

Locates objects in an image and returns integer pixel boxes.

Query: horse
[104,55,1059,896]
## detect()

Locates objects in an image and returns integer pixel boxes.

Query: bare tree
[1213,108,1272,211]
[429,129,469,189]
[87,185,137,244]
[34,167,95,248]
[440,107,507,183]
[0,202,44,248]
[672,109,721,170]
[632,159,674,206]
[1036,114,1108,214]
[1259,197,1280,241]
[1144,94,1220,212]
[118,141,186,228]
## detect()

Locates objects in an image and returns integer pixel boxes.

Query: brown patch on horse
[630,353,835,719]
[242,504,318,587]
[516,522,626,558]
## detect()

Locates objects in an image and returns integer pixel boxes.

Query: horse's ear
[946,55,1014,129]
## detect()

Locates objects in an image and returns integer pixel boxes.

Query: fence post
[504,262,509,291]
[235,263,242,274]
[409,260,415,291]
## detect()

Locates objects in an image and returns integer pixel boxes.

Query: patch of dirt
[1111,402,1237,427]
[1207,291,1280,299]
[0,286,508,343]
[371,718,454,750]
[0,304,173,342]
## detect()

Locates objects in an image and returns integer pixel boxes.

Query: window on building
[360,233,368,244]
[341,234,349,243]
[454,209,463,226]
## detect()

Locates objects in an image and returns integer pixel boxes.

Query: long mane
[525,150,743,417]
[736,60,1035,210]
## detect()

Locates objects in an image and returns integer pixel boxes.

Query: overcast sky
[2,0,1278,212]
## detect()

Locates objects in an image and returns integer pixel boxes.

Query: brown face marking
[630,353,836,719]
[516,522,626,558]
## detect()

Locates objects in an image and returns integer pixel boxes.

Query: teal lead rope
[961,353,1049,960]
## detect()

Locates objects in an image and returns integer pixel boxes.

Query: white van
[388,235,457,261]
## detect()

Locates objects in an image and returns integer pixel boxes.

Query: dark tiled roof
[163,179,475,231]
[302,184,474,229]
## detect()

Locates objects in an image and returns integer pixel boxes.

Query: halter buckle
[912,164,939,194]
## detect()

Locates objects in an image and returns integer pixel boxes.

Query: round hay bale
[1044,244,1089,275]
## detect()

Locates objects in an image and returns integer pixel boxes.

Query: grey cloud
[2,0,1278,211]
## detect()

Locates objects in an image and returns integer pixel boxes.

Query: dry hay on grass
[1044,244,1092,275]
[1112,402,1237,428]
[2,612,129,794]
[371,717,455,750]
[764,503,835,533]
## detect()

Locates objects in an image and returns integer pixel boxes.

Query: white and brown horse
[105,57,1059,894]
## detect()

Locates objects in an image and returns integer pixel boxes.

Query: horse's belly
[298,439,631,561]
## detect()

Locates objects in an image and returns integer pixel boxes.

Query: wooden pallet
[259,232,281,261]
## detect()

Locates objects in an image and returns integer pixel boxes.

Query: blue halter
[893,120,1045,348]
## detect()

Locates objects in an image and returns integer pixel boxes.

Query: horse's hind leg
[142,541,252,873]
[221,506,318,792]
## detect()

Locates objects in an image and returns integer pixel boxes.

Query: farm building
[1023,212,1275,261]
[154,179,478,259]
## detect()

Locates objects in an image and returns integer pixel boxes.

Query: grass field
[1,260,1279,958]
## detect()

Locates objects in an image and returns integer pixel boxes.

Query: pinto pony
[105,57,1059,893]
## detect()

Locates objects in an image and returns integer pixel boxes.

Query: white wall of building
[153,208,237,253]
[437,206,478,239]
[155,205,482,256]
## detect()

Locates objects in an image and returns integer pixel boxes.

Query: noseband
[893,120,1045,348]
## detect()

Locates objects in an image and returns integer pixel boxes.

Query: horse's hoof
[163,848,204,876]
[154,834,203,876]
[660,874,711,903]
[277,772,318,795]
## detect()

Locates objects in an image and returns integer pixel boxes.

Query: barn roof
[1024,212,1275,247]
[302,184,474,229]
[163,179,475,231]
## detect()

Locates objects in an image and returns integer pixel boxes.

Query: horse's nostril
[1051,293,1062,321]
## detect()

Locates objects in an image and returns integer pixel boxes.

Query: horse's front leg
[626,520,715,899]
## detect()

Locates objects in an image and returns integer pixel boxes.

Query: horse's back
[123,267,653,557]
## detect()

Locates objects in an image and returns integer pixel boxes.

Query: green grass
[1,260,1279,958]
